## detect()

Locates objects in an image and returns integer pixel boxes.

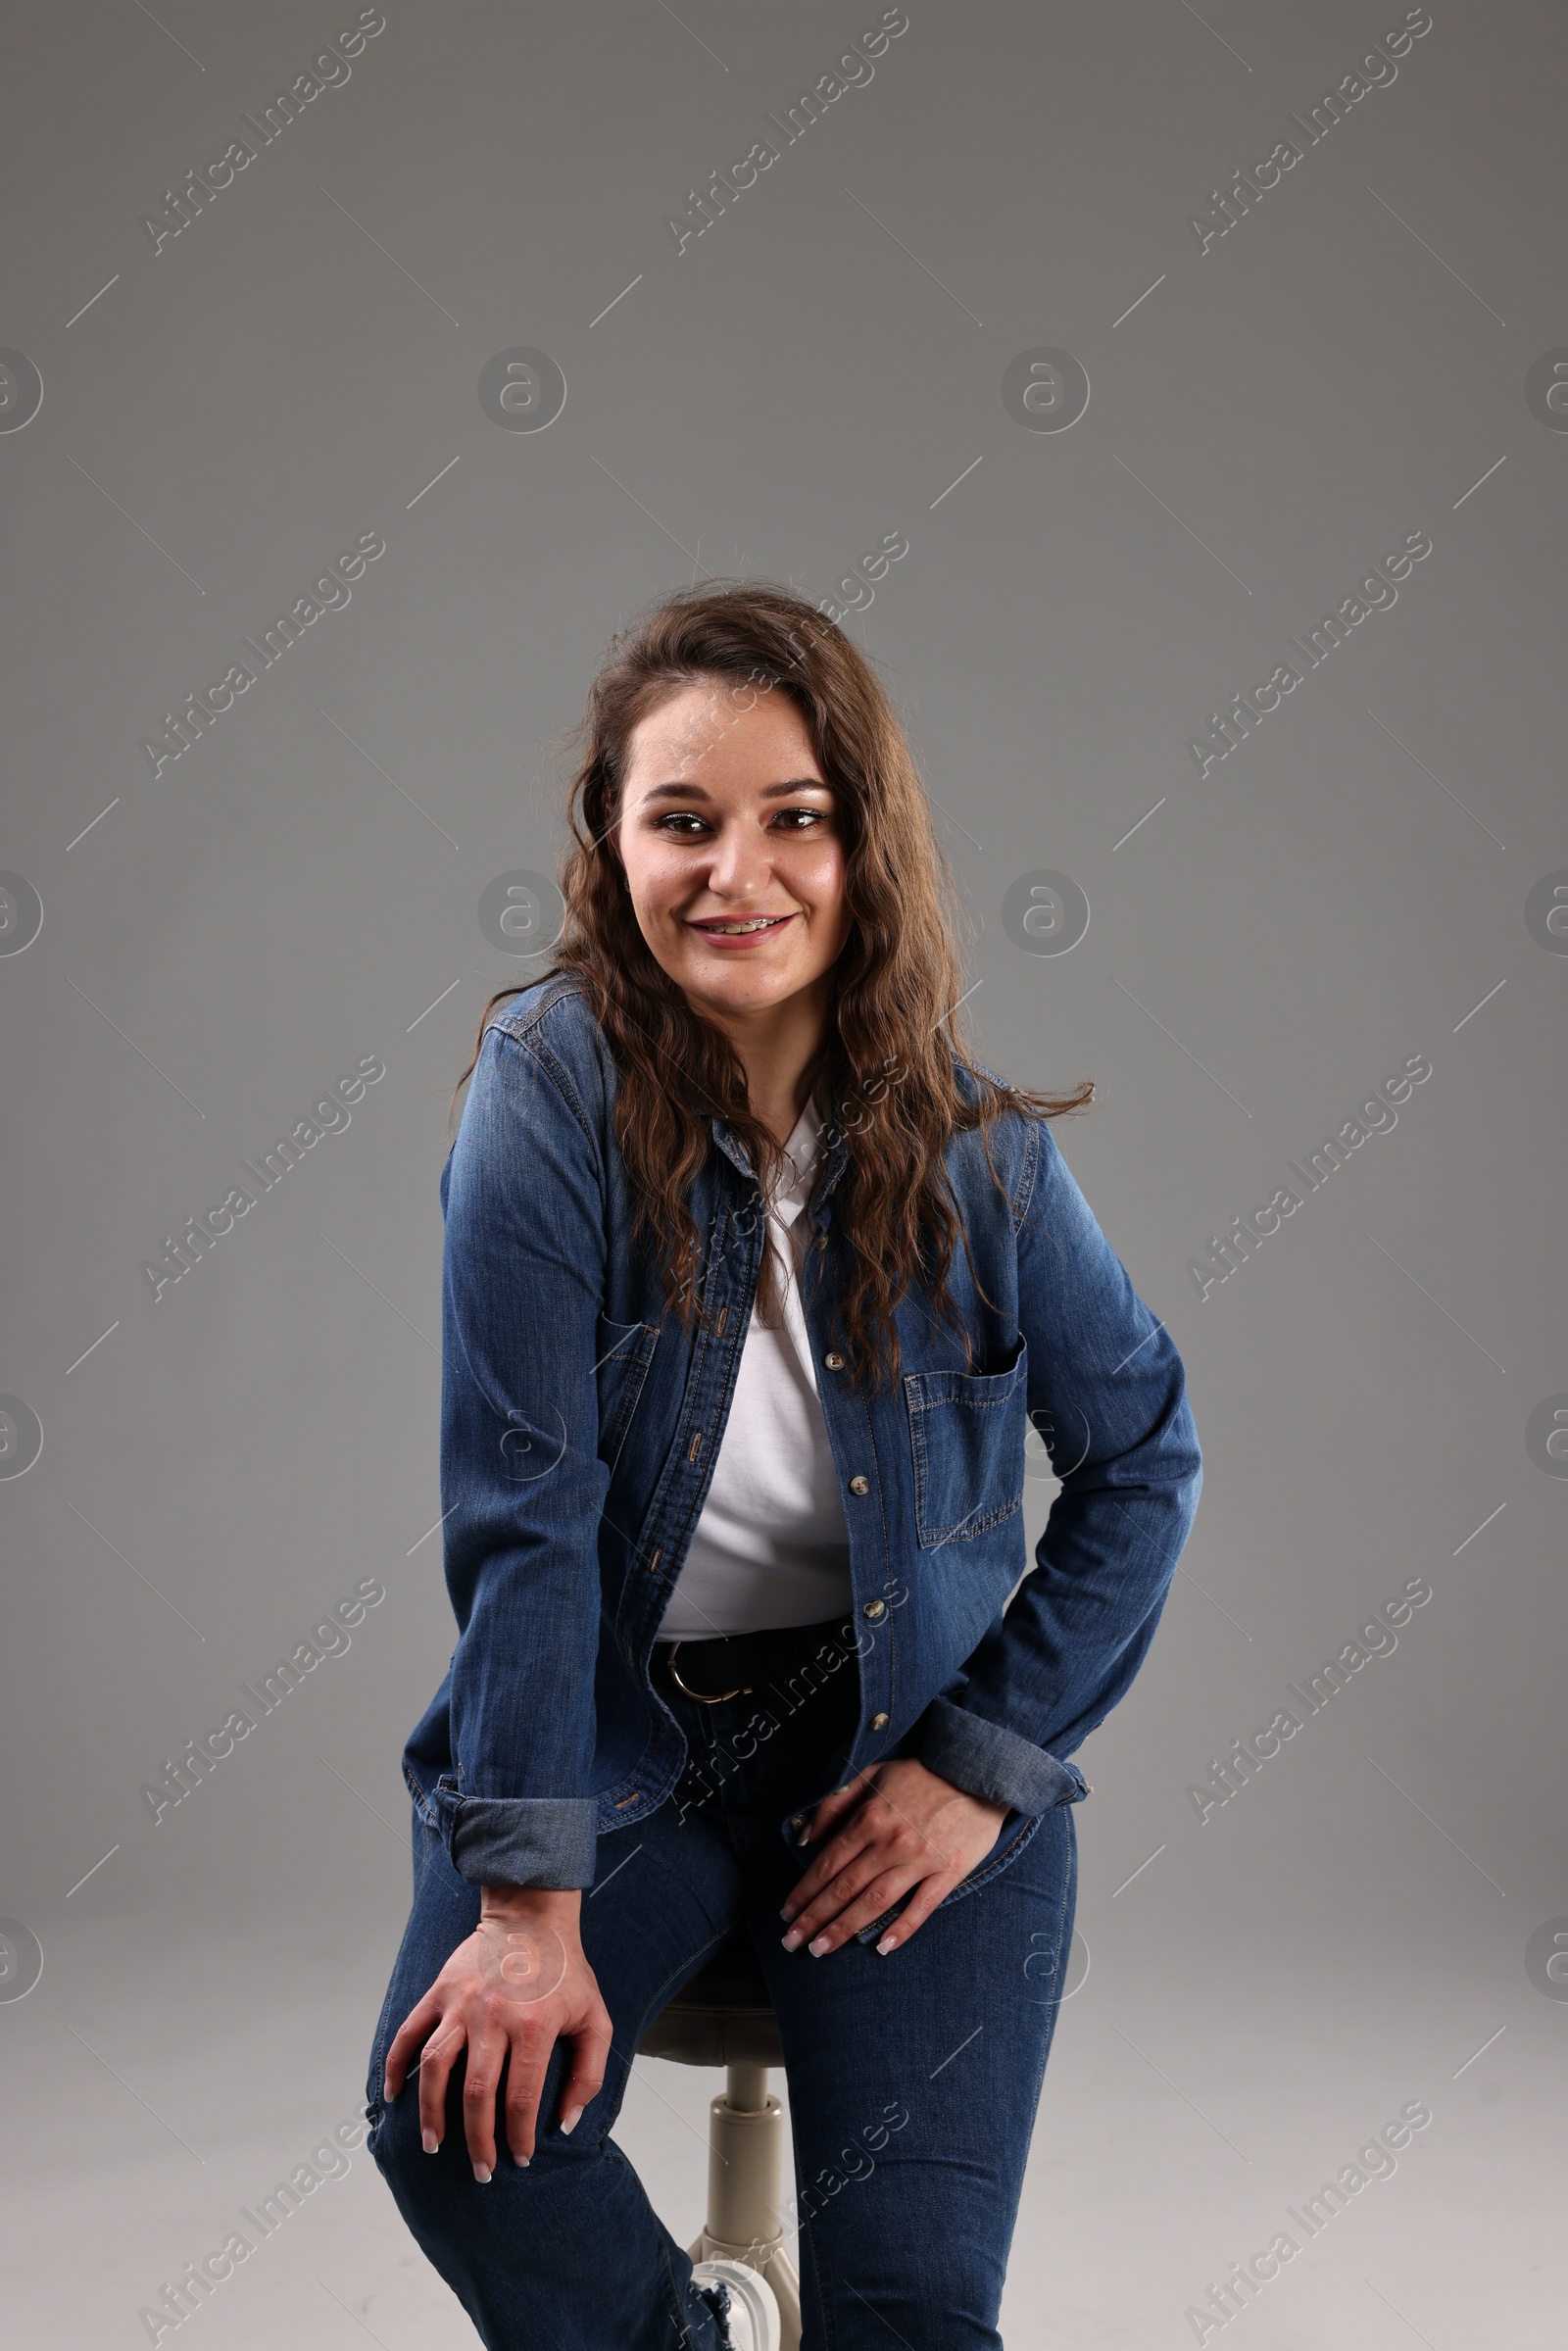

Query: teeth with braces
[700,915,785,933]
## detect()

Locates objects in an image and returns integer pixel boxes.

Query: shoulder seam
[1011,1117,1043,1236]
[485,972,585,1045]
[484,987,598,1149]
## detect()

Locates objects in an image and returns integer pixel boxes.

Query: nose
[704,817,773,900]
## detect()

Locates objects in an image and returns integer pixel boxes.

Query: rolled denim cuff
[439,1790,600,1889]
[917,1698,1088,1817]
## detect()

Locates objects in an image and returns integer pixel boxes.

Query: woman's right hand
[381,1886,612,2180]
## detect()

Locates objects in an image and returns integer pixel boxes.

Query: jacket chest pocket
[904,1336,1027,1548]
[595,1316,660,1467]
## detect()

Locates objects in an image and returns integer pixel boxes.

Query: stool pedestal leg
[686,2065,802,2350]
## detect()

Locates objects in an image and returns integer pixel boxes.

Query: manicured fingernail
[808,1935,831,1957]
[778,1903,795,1923]
[781,1927,804,1951]
[421,2129,439,2154]
[560,2107,582,2135]
[473,2162,492,2183]
[876,1935,898,1956]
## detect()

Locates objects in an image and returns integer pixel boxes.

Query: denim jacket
[402,975,1201,1889]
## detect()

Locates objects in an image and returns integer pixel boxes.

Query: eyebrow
[636,777,831,805]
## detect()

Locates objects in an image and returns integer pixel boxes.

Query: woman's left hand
[779,1757,1009,1957]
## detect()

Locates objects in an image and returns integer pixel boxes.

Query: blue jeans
[366,1619,1080,2348]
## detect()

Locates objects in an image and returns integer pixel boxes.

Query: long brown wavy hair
[453,581,1092,1387]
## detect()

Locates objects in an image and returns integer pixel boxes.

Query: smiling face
[615,678,853,1031]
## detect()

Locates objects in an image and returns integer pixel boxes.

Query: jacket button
[870,1711,889,1731]
[788,1813,805,1830]
[862,1598,886,1621]
[849,1474,870,1495]
[823,1351,845,1371]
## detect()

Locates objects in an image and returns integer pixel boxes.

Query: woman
[364,583,1201,2350]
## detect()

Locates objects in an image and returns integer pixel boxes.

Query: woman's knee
[367,2043,594,2198]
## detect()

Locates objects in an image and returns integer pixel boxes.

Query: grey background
[2,1,1564,2342]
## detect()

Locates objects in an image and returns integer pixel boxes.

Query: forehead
[624,678,824,791]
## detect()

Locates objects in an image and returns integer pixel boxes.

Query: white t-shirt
[655,1095,855,1640]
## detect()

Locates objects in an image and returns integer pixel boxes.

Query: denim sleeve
[916,1119,1201,1816]
[433,1020,610,1890]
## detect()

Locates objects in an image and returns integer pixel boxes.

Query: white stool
[638,1934,803,2349]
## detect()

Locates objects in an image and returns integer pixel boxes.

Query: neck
[695,976,835,1147]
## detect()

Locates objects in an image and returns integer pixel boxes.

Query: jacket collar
[810,1108,850,1222]
[706,1099,850,1226]
[707,1119,757,1182]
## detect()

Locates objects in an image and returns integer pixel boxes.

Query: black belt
[655,1614,855,1704]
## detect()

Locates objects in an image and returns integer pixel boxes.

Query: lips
[687,913,795,938]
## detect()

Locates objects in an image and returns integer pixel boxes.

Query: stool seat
[637,1933,784,2068]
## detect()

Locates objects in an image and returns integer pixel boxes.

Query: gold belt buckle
[663,1641,753,1705]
